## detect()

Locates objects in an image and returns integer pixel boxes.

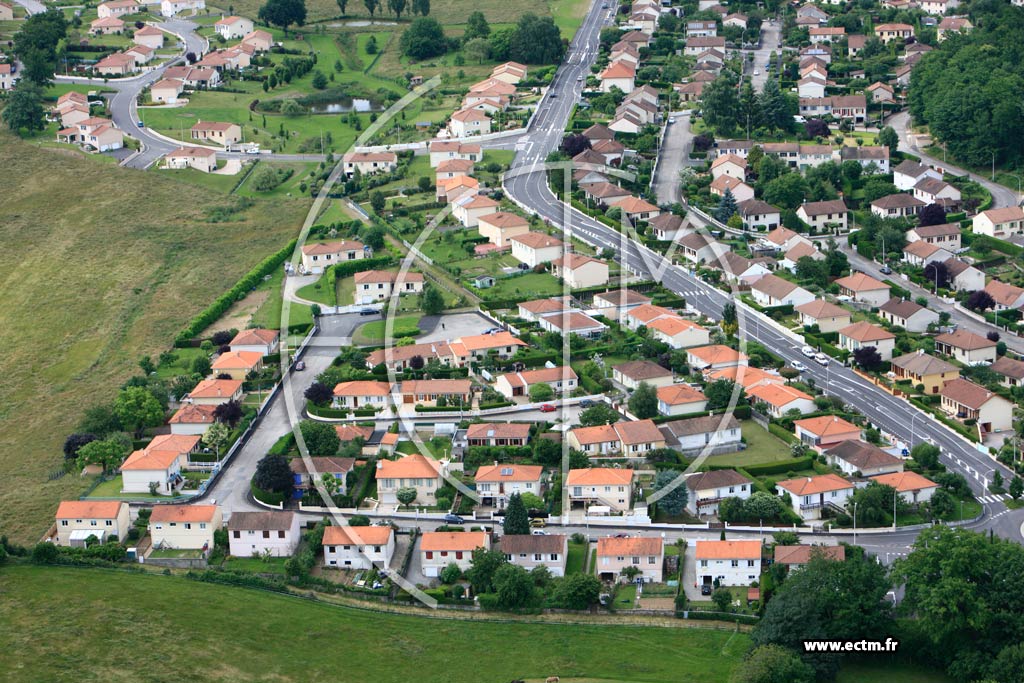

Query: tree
[700,73,740,136]
[464,37,490,64]
[721,302,738,336]
[560,133,591,157]
[705,379,742,411]
[757,78,794,133]
[744,491,783,520]
[494,563,535,608]
[551,573,601,610]
[335,0,347,14]
[923,261,950,291]
[852,345,883,371]
[79,404,122,436]
[804,118,829,138]
[878,125,899,155]
[762,173,809,210]
[387,0,405,18]
[627,381,659,419]
[63,433,98,461]
[76,438,128,472]
[652,470,688,516]
[1010,475,1024,500]
[13,10,68,86]
[369,190,386,215]
[363,0,378,15]
[2,83,46,135]
[712,587,733,612]
[311,70,328,89]
[795,256,829,288]
[528,382,554,402]
[258,0,306,33]
[509,14,564,65]
[579,402,619,426]
[421,284,445,315]
[466,547,506,594]
[202,422,231,457]
[411,0,429,15]
[966,289,995,312]
[918,203,947,227]
[191,354,212,376]
[304,381,334,406]
[714,187,739,222]
[251,454,293,499]
[464,10,490,40]
[396,486,417,508]
[927,487,955,519]
[213,399,243,427]
[729,645,816,683]
[400,17,447,59]
[503,492,530,535]
[439,561,462,584]
[299,420,340,455]
[114,386,164,438]
[32,542,60,565]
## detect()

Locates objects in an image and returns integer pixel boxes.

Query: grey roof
[879,297,927,320]
[890,350,958,376]
[685,469,752,491]
[499,534,566,555]
[228,511,296,531]
[825,440,902,471]
[660,414,739,439]
[614,360,673,381]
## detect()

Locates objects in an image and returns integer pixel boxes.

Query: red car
[538,404,557,413]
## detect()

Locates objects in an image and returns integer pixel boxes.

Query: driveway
[652,112,698,205]
[743,20,782,93]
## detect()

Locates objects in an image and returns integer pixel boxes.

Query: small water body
[308,97,382,114]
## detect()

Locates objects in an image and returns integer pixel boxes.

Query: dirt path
[205,289,269,334]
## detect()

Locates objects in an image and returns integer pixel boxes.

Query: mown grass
[566,541,587,575]
[0,565,751,683]
[708,423,802,468]
[353,315,421,343]
[0,133,305,543]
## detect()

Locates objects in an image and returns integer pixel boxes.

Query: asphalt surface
[742,20,782,93]
[502,0,1023,544]
[10,0,44,14]
[651,111,697,205]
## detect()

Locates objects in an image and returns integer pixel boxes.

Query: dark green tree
[2,83,46,135]
[729,645,816,683]
[387,0,405,18]
[401,17,447,59]
[704,379,742,411]
[411,0,429,15]
[299,419,341,455]
[370,190,386,214]
[700,73,740,135]
[551,573,601,609]
[503,492,530,535]
[714,187,739,222]
[494,563,535,608]
[114,386,164,437]
[253,454,294,497]
[466,546,506,594]
[421,283,445,315]
[627,381,658,419]
[258,0,306,33]
[509,14,564,64]
[464,10,490,40]
[652,470,688,516]
[578,402,619,426]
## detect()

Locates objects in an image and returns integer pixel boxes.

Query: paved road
[502,0,1023,545]
[651,111,697,205]
[889,111,1020,210]
[743,20,782,93]
[10,0,45,14]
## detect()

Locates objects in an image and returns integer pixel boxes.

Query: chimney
[376,460,383,469]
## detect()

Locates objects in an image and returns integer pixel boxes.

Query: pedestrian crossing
[978,493,1010,504]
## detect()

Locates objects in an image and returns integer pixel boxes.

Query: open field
[707,423,800,468]
[1,565,751,682]
[0,133,304,543]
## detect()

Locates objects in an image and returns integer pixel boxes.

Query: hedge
[681,611,759,625]
[768,423,797,444]
[415,404,470,413]
[175,239,297,346]
[330,255,395,283]
[741,456,814,476]
[251,482,286,506]
[307,404,349,418]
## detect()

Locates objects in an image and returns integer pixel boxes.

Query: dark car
[579,399,595,408]
[360,308,378,316]
[293,360,306,371]
[443,514,465,525]
[701,584,713,596]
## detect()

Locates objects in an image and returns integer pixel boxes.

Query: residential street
[651,112,698,205]
[742,20,782,93]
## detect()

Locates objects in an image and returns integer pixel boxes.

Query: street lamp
[853,501,858,546]
[1008,173,1023,206]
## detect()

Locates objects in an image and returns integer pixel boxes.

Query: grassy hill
[0,565,749,682]
[0,136,306,543]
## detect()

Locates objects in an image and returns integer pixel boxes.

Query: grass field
[0,565,751,682]
[566,541,587,575]
[0,133,304,543]
[707,423,800,468]
[353,315,422,343]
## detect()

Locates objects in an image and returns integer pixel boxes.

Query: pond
[308,97,383,114]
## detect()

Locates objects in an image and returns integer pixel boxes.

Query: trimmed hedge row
[330,255,395,282]
[768,423,798,444]
[251,482,286,506]
[176,239,297,346]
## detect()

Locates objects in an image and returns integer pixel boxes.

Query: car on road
[538,403,557,412]
[137,121,145,128]
[701,584,713,596]
[614,533,629,538]
[579,398,595,408]
[532,530,548,535]
[443,514,465,525]
[801,345,816,358]
[293,360,306,371]
[880,265,893,274]
[753,69,759,75]
[836,295,852,302]
[530,518,546,529]
[360,308,378,316]
[791,360,807,372]
[668,117,676,123]
[550,93,558,98]
[815,353,831,366]
[577,75,583,81]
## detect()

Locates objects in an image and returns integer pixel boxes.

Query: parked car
[538,403,557,413]
[530,518,546,529]
[801,346,816,358]
[360,308,378,316]
[579,399,595,408]
[815,353,830,366]
[791,360,807,372]
[668,117,676,123]
[293,360,306,371]
[443,514,465,525]
[532,530,549,535]
[701,584,713,596]
[880,265,892,274]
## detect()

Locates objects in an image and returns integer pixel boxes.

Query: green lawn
[85,476,183,501]
[706,422,801,468]
[1,565,751,682]
[837,660,951,683]
[353,315,421,344]
[566,542,587,575]
[148,548,204,559]
[614,583,638,610]
[482,272,564,300]
[157,165,244,194]
[250,269,314,331]
[296,273,338,306]
[222,556,290,574]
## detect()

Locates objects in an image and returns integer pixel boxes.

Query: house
[67,118,124,152]
[675,81,705,103]
[847,34,867,57]
[323,525,395,569]
[617,420,667,455]
[762,226,813,253]
[914,178,961,206]
[214,15,253,40]
[972,206,1024,238]
[660,414,742,453]
[870,471,938,504]
[597,536,664,583]
[477,212,529,248]
[474,464,543,509]
[210,350,263,380]
[648,316,710,349]
[825,440,904,476]
[342,151,397,177]
[565,468,634,511]
[299,239,365,273]
[902,240,953,268]
[706,252,773,285]
[581,181,632,206]
[838,321,896,360]
[934,329,997,365]
[796,299,852,333]
[490,61,528,84]
[420,531,490,577]
[794,415,861,452]
[97,0,138,18]
[466,423,532,447]
[124,44,155,65]
[160,0,205,16]
[944,258,985,292]
[428,140,481,167]
[224,328,278,359]
[551,254,610,289]
[891,350,960,394]
[228,511,301,557]
[678,232,730,265]
[353,270,424,304]
[623,303,679,331]
[779,242,824,274]
[839,146,890,174]
[799,96,831,118]
[510,232,564,267]
[686,20,718,36]
[684,36,726,56]
[792,198,845,232]
[777,474,854,520]
[290,456,356,496]
[710,154,746,181]
[937,16,972,40]
[120,434,199,495]
[797,75,826,99]
[835,272,890,306]
[165,146,217,173]
[985,280,1024,311]
[501,535,568,576]
[685,470,752,516]
[724,12,748,28]
[906,223,962,251]
[435,158,474,181]
[186,378,243,406]
[774,544,845,569]
[376,453,445,506]
[90,16,125,34]
[94,53,137,76]
[656,383,707,417]
[709,175,754,203]
[598,61,636,93]
[516,296,571,322]
[149,505,222,551]
[592,289,652,322]
[893,160,943,191]
[609,195,661,224]
[613,360,674,390]
[448,332,527,366]
[866,81,894,103]
[830,95,867,124]
[332,380,391,410]
[810,26,845,43]
[747,383,817,418]
[591,138,626,166]
[398,379,472,407]
[436,175,480,204]
[695,540,761,586]
[750,274,815,309]
[163,65,221,89]
[0,0,13,20]
[168,403,218,435]
[939,378,1014,433]
[190,121,242,146]
[448,107,491,137]
[878,298,940,332]
[687,345,748,371]
[871,193,926,219]
[875,23,914,43]
[53,501,131,547]
[538,311,608,338]
[991,356,1024,389]
[737,199,781,231]
[796,3,829,24]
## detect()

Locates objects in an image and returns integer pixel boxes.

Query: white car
[753,70,759,75]
[791,360,807,372]
[668,117,676,123]
[801,345,816,358]
[815,353,831,366]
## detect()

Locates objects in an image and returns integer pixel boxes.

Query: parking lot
[417,311,499,343]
